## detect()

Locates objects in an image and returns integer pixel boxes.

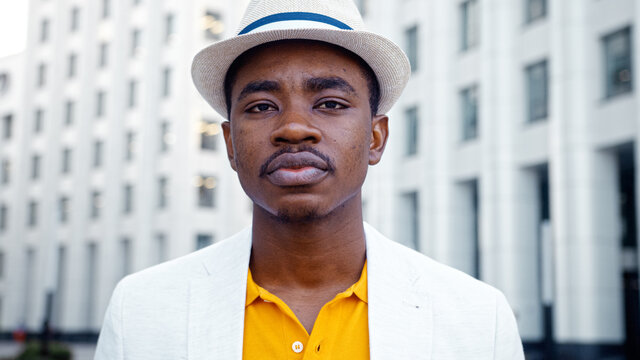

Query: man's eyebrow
[237,80,281,101]
[304,77,355,95]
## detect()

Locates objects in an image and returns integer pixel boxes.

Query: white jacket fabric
[94,223,524,359]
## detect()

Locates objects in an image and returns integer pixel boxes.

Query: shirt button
[292,341,304,353]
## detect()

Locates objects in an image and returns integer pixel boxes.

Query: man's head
[221,40,389,223]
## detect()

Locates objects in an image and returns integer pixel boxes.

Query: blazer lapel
[188,228,252,360]
[365,223,433,360]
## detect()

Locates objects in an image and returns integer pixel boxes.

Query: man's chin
[274,207,326,224]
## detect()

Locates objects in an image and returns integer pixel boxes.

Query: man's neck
[249,194,366,293]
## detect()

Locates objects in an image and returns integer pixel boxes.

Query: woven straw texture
[191,0,410,118]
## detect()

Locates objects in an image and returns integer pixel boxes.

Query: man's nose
[270,106,321,145]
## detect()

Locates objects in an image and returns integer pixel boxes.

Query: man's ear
[221,121,237,171]
[369,115,389,165]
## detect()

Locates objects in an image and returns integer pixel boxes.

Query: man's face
[222,41,388,223]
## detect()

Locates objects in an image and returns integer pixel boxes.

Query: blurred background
[0,0,638,359]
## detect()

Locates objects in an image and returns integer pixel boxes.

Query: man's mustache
[259,145,335,177]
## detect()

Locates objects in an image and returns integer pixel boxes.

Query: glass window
[123,184,134,213]
[125,131,136,161]
[603,27,633,98]
[65,100,75,125]
[203,11,224,40]
[68,53,77,78]
[165,14,175,43]
[40,19,49,43]
[160,121,173,152]
[1,159,9,184]
[71,6,80,31]
[34,108,44,133]
[62,148,72,174]
[525,60,548,122]
[96,91,106,117]
[158,176,168,208]
[93,140,103,168]
[460,85,479,141]
[2,114,12,139]
[405,25,418,72]
[405,107,418,156]
[28,201,38,227]
[31,155,41,180]
[0,204,7,231]
[59,196,70,223]
[461,0,480,51]
[400,191,419,251]
[162,67,171,97]
[37,63,46,88]
[98,42,108,68]
[196,175,216,208]
[102,0,110,19]
[200,119,220,150]
[0,73,9,95]
[525,0,546,24]
[131,29,141,57]
[91,191,102,219]
[196,233,214,250]
[128,80,137,108]
[155,234,167,263]
[120,238,131,278]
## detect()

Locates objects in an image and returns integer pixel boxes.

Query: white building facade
[360,0,639,358]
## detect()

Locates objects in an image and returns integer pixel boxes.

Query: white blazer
[94,223,524,359]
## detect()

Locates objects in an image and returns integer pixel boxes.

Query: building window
[196,175,216,208]
[91,191,102,219]
[460,0,480,51]
[525,60,548,123]
[59,196,70,223]
[160,121,173,152]
[203,11,224,40]
[40,19,49,43]
[2,114,12,139]
[165,13,175,43]
[120,238,132,278]
[405,107,418,156]
[67,53,77,78]
[85,243,98,327]
[62,148,72,174]
[525,0,546,24]
[0,204,7,231]
[102,0,110,19]
[98,42,108,68]
[128,80,137,108]
[1,159,9,184]
[131,29,141,57]
[405,25,418,72]
[155,234,167,263]
[603,27,633,99]
[37,63,46,88]
[96,91,106,117]
[460,85,479,141]
[123,184,133,213]
[125,131,136,161]
[399,191,419,251]
[0,73,9,95]
[31,155,41,180]
[196,233,213,250]
[162,67,171,97]
[70,6,80,31]
[200,119,220,150]
[34,108,44,133]
[27,201,38,227]
[158,176,168,208]
[93,140,103,168]
[64,101,75,125]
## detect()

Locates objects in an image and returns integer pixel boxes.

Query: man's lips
[264,152,330,186]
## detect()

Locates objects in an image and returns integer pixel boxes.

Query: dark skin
[221,41,389,333]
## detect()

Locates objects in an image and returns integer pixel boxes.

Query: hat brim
[191,28,411,118]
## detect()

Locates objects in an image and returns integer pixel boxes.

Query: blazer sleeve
[94,281,125,360]
[493,291,525,360]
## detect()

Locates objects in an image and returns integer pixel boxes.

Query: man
[95,0,524,359]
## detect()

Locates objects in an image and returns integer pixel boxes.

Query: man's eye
[317,101,347,110]
[248,103,275,113]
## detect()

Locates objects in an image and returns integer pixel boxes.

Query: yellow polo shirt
[243,263,369,359]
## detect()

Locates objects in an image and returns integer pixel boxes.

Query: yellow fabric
[243,262,369,359]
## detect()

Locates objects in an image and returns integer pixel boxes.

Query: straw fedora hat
[191,0,411,118]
